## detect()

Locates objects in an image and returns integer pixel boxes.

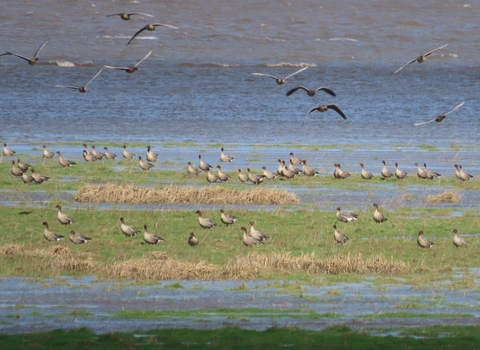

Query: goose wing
[326,104,347,119]
[423,43,448,57]
[103,65,128,71]
[33,39,49,58]
[316,87,336,97]
[134,49,153,68]
[151,23,179,29]
[84,69,103,87]
[393,58,416,74]
[302,106,320,126]
[286,86,308,96]
[56,85,81,90]
[443,100,465,116]
[127,26,148,45]
[284,66,309,80]
[251,72,278,80]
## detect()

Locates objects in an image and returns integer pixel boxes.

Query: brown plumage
[381,160,393,179]
[57,151,76,167]
[127,23,178,45]
[56,204,76,225]
[106,12,154,21]
[120,217,139,237]
[42,221,64,242]
[139,156,154,170]
[187,162,201,176]
[373,203,387,223]
[196,210,217,229]
[237,169,249,183]
[417,231,436,248]
[188,232,199,247]
[220,209,237,226]
[104,147,117,160]
[333,224,349,244]
[143,224,164,245]
[216,165,231,182]
[286,86,336,97]
[241,226,264,247]
[10,160,23,177]
[220,147,234,162]
[249,221,269,241]
[394,44,448,74]
[69,230,91,244]
[303,104,347,126]
[104,49,152,73]
[56,68,103,93]
[1,39,49,65]
[251,66,309,85]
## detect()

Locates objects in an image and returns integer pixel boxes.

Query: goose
[196,210,217,229]
[42,145,54,159]
[31,168,49,184]
[83,150,96,162]
[146,145,158,162]
[120,217,139,237]
[303,104,347,126]
[277,159,284,176]
[188,232,199,247]
[206,169,219,184]
[104,49,152,73]
[0,39,49,65]
[336,207,358,223]
[249,221,269,241]
[21,171,35,184]
[414,101,465,126]
[10,161,23,177]
[414,162,428,179]
[301,160,320,177]
[458,165,473,181]
[286,86,336,97]
[262,166,278,180]
[216,165,230,182]
[17,159,31,172]
[55,204,76,225]
[237,169,249,183]
[241,226,264,247]
[82,143,91,156]
[122,145,135,159]
[417,231,435,248]
[452,229,468,248]
[394,44,448,74]
[334,163,350,179]
[394,162,407,180]
[220,209,237,226]
[289,152,305,166]
[57,151,76,167]
[104,147,117,160]
[138,156,154,170]
[56,68,103,93]
[187,162,201,176]
[454,164,462,180]
[424,163,441,179]
[198,154,212,171]
[220,147,234,162]
[69,230,91,244]
[251,66,308,85]
[381,160,393,179]
[91,145,104,160]
[106,12,154,21]
[359,163,373,179]
[333,225,349,244]
[373,203,387,223]
[3,143,16,162]
[143,224,164,245]
[247,168,265,184]
[42,221,64,242]
[288,159,302,175]
[127,23,178,45]
[281,165,296,179]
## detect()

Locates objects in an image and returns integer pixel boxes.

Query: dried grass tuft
[424,191,460,203]
[0,244,24,256]
[74,184,300,205]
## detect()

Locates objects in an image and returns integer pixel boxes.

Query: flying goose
[394,162,407,180]
[188,232,199,247]
[143,224,164,245]
[196,210,217,229]
[55,204,76,225]
[394,44,448,74]
[220,209,237,226]
[198,154,213,172]
[69,230,91,244]
[336,207,358,223]
[417,231,436,248]
[249,221,269,241]
[220,147,234,162]
[56,151,76,167]
[0,39,49,65]
[332,225,349,244]
[56,68,103,93]
[216,165,230,182]
[42,221,64,242]
[286,86,336,97]
[414,101,465,126]
[103,147,117,160]
[241,226,264,247]
[237,169,249,183]
[251,66,309,85]
[120,217,139,237]
[373,203,387,223]
[31,168,49,184]
[301,160,320,177]
[127,23,179,45]
[122,145,135,159]
[104,49,152,73]
[303,104,347,126]
[359,163,373,179]
[106,12,154,21]
[452,229,468,248]
[381,160,393,179]
[262,166,278,180]
[138,156,154,170]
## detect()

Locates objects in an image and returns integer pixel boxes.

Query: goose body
[247,168,265,184]
[220,209,237,226]
[188,232,199,247]
[57,151,76,167]
[417,231,436,248]
[360,163,373,179]
[286,86,336,97]
[289,152,304,166]
[262,166,278,180]
[42,145,54,159]
[107,12,154,21]
[394,162,407,180]
[249,221,269,241]
[196,210,217,229]
[146,145,158,162]
[303,104,347,126]
[17,159,31,172]
[198,154,212,171]
[216,165,231,182]
[237,169,249,183]
[56,204,76,225]
[104,49,152,73]
[123,145,135,159]
[336,207,358,223]
[120,218,139,237]
[301,161,319,177]
[241,226,264,247]
[139,156,154,170]
[42,221,64,242]
[3,143,15,157]
[31,168,49,184]
[187,162,201,176]
[91,145,104,160]
[381,160,393,179]
[143,225,164,245]
[10,160,23,177]
[69,230,91,244]
[206,170,219,184]
[333,225,349,244]
[453,229,468,248]
[414,101,465,126]
[220,147,234,162]
[373,203,387,223]
[104,147,117,160]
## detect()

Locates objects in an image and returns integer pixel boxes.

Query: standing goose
[104,49,152,73]
[286,86,336,97]
[251,66,309,85]
[55,204,76,225]
[196,210,217,229]
[301,160,320,177]
[262,166,278,180]
[21,171,35,184]
[83,150,96,162]
[146,145,158,162]
[303,104,347,126]
[289,152,305,166]
[381,160,393,179]
[3,143,16,157]
[452,229,468,248]
[106,12,154,21]
[458,165,473,181]
[393,44,448,74]
[0,39,49,65]
[56,151,76,167]
[31,168,49,184]
[277,159,284,176]
[10,160,23,177]
[336,207,358,223]
[188,232,199,247]
[373,203,387,223]
[237,169,249,183]
[288,159,302,175]
[103,147,117,160]
[334,163,350,179]
[359,163,373,179]
[220,147,234,162]
[56,68,103,93]
[247,168,265,184]
[332,225,349,244]
[82,143,91,156]
[127,23,179,45]
[69,230,91,244]
[187,162,201,176]
[120,217,139,237]
[206,169,219,184]
[143,224,164,245]
[17,159,31,172]
[42,145,54,159]
[424,163,441,179]
[249,221,269,241]
[281,165,296,179]
[220,209,237,226]
[241,226,264,247]
[414,162,428,179]
[139,156,154,170]
[216,165,230,182]
[198,154,213,172]
[454,164,461,180]
[417,231,436,248]
[394,162,407,180]
[91,145,104,160]
[414,100,465,126]
[42,221,64,242]
[122,145,135,159]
